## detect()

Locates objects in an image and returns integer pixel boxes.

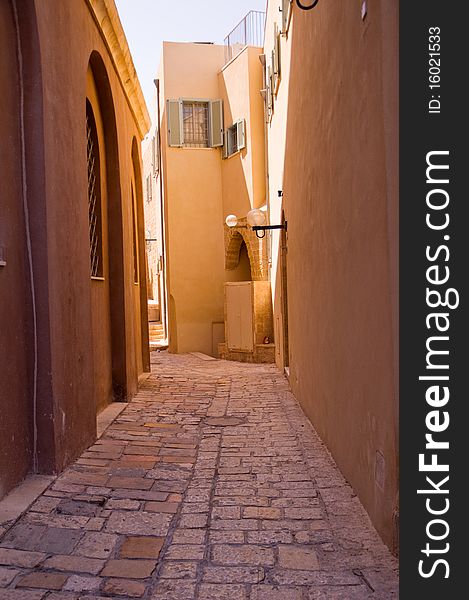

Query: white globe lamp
[225,214,238,228]
[246,209,266,227]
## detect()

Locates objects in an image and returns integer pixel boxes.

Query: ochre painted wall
[158,42,267,356]
[269,0,399,550]
[0,0,149,498]
[219,46,266,218]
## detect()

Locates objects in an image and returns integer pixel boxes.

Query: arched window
[86,100,103,278]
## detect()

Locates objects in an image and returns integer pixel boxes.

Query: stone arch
[224,220,268,281]
[88,50,127,400]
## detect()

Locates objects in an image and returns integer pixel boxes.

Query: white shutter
[236,120,246,151]
[167,99,183,147]
[282,0,293,34]
[209,99,224,147]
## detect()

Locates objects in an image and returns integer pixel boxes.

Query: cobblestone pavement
[0,352,398,599]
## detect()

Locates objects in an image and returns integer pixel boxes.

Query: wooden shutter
[267,65,273,118]
[274,23,281,82]
[272,50,277,93]
[236,120,246,151]
[282,0,293,33]
[209,99,224,147]
[167,99,182,147]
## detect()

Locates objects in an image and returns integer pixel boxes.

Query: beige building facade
[146,27,273,360]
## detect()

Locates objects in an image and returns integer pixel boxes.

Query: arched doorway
[226,237,252,282]
[131,137,150,374]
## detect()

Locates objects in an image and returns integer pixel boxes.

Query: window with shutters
[151,134,159,176]
[266,65,274,121]
[167,99,224,148]
[282,0,293,34]
[272,23,281,95]
[86,100,104,279]
[223,120,246,159]
[182,101,209,147]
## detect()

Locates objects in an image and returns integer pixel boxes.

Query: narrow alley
[0,353,398,600]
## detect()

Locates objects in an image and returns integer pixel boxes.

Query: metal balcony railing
[224,10,266,65]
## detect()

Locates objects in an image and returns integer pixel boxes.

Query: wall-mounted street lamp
[296,0,320,10]
[225,209,287,239]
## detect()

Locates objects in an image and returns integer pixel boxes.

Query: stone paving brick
[150,579,196,599]
[0,548,46,568]
[198,583,247,599]
[178,514,208,529]
[242,507,281,520]
[159,561,198,579]
[0,566,19,586]
[119,536,164,559]
[0,591,46,600]
[63,575,101,592]
[172,529,206,545]
[111,490,168,502]
[202,565,265,583]
[250,586,304,600]
[29,496,62,514]
[102,578,146,597]
[0,353,398,599]
[106,511,172,536]
[42,555,105,574]
[101,559,157,578]
[145,501,179,514]
[0,523,46,551]
[17,571,68,590]
[212,544,275,566]
[36,527,83,554]
[278,545,320,570]
[307,586,374,599]
[165,544,205,560]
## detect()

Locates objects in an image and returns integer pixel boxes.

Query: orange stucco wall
[0,0,33,498]
[267,0,399,550]
[0,0,149,499]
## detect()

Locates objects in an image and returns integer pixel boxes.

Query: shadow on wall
[275,0,399,552]
[218,73,257,218]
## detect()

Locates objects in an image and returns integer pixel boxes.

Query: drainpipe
[154,79,168,341]
[259,53,272,278]
[12,0,39,472]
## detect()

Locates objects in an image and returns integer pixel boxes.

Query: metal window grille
[182,101,209,148]
[86,111,103,278]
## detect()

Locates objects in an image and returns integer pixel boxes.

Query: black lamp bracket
[252,222,288,239]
